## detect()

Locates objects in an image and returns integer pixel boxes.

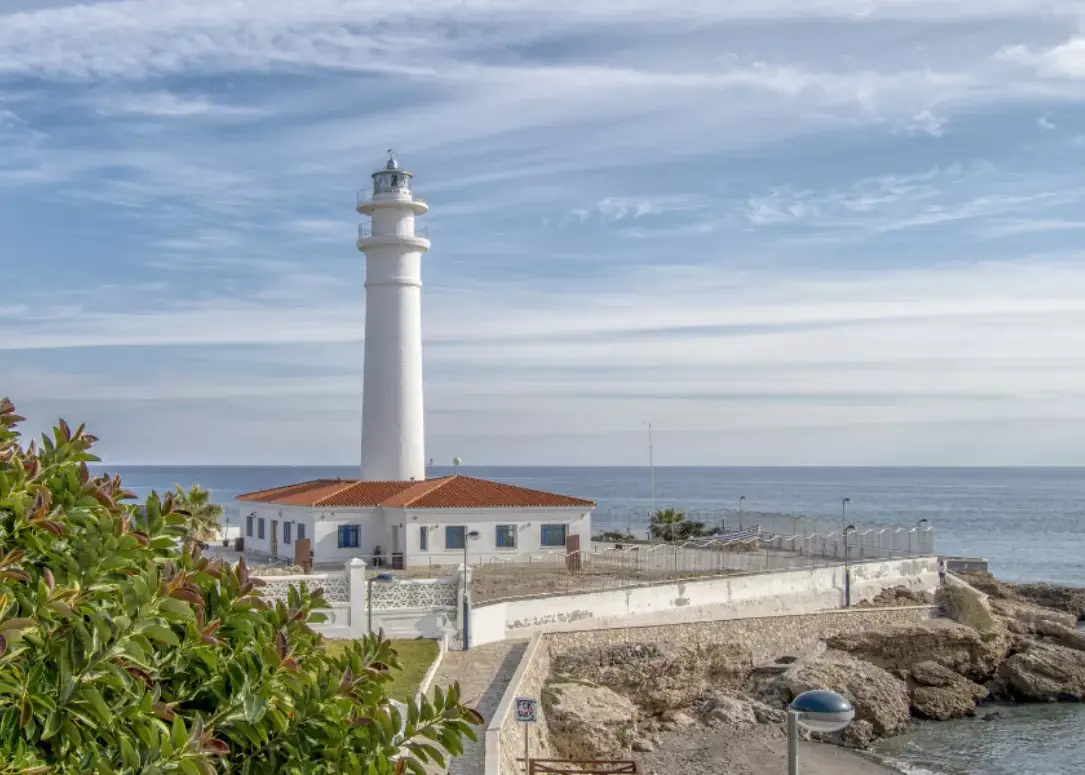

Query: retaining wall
[484,605,937,775]
[471,557,939,644]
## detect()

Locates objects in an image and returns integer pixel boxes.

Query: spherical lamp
[786,689,855,775]
[790,689,855,732]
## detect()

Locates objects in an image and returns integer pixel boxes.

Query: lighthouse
[356,152,431,481]
[236,151,595,571]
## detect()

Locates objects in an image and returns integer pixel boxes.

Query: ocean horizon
[96,464,1085,586]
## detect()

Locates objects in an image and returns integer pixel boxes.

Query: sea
[100,464,1085,775]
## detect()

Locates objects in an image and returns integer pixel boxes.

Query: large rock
[999,641,1085,702]
[544,682,637,759]
[780,650,911,737]
[1032,620,1085,653]
[989,598,1079,630]
[855,586,931,608]
[693,690,757,727]
[1010,583,1085,620]
[908,661,988,720]
[694,689,787,725]
[826,620,1008,682]
[551,641,752,713]
[962,573,1085,620]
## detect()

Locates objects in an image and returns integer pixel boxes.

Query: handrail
[357,191,428,207]
[357,224,429,239]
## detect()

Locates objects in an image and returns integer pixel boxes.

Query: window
[257,518,266,540]
[495,525,517,549]
[338,524,360,549]
[284,522,292,545]
[297,522,306,542]
[540,524,567,547]
[445,526,466,550]
[419,526,429,552]
[246,515,254,537]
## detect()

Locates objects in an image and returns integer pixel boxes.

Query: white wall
[469,557,940,646]
[311,508,389,564]
[239,504,319,561]
[239,504,386,565]
[471,602,509,647]
[388,507,592,567]
[238,503,594,568]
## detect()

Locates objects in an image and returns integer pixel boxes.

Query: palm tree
[649,508,686,542]
[173,484,223,542]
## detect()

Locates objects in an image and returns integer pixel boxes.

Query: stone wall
[545,605,938,667]
[486,605,937,773]
[486,634,553,775]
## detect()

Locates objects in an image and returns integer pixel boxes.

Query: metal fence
[472,541,814,604]
[469,525,937,604]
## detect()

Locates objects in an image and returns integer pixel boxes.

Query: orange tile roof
[237,475,595,510]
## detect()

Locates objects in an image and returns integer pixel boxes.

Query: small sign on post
[515,697,538,772]
[515,697,538,723]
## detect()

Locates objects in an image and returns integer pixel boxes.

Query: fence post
[347,557,368,637]
[919,524,935,555]
[456,562,473,651]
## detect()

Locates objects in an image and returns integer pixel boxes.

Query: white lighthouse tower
[356,151,430,481]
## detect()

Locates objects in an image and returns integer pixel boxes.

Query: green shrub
[595,531,636,543]
[0,398,479,775]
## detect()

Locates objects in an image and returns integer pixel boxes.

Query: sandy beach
[634,725,902,775]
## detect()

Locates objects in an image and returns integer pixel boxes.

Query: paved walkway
[430,639,529,775]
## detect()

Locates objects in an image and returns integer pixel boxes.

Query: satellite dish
[452,456,463,467]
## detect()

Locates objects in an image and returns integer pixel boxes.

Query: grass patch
[326,638,440,701]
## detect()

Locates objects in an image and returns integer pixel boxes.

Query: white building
[237,153,595,568]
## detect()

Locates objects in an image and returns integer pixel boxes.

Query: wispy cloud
[738,163,1085,241]
[899,109,947,136]
[86,90,266,118]
[8,0,1085,464]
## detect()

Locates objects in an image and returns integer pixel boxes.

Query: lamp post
[461,530,480,650]
[840,497,850,558]
[788,690,855,775]
[844,523,855,607]
[739,495,746,530]
[916,517,929,557]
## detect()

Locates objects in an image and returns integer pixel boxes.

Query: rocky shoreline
[538,574,1085,774]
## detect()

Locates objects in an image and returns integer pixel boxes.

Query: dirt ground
[391,560,740,603]
[635,726,900,775]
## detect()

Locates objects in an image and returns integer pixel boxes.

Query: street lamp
[739,495,746,530]
[462,529,481,570]
[840,497,850,558]
[461,530,481,649]
[844,523,856,607]
[788,690,855,775]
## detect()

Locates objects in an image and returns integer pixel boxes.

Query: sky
[5,0,1085,467]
